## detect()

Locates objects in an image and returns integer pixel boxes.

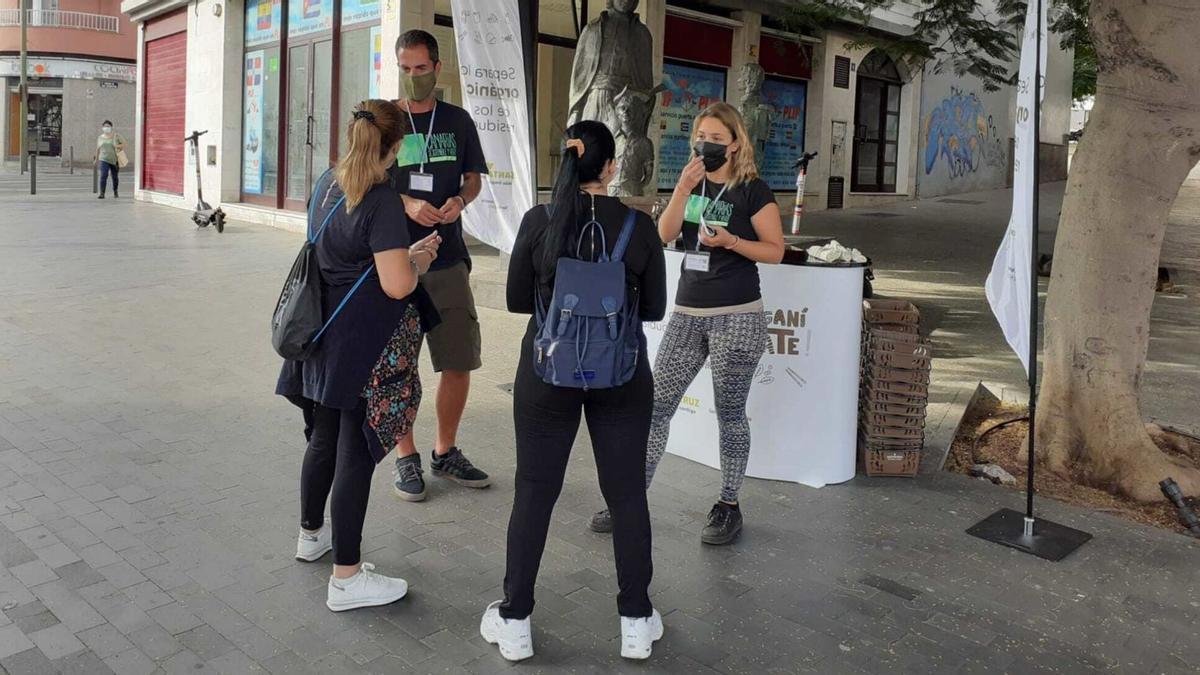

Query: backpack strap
[611,207,638,263]
[310,263,376,345]
[307,169,343,244]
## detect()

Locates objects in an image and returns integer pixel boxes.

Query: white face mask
[102,126,113,134]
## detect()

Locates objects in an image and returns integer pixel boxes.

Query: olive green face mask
[401,70,438,102]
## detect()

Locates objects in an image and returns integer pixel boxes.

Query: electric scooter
[184,130,225,233]
[790,151,819,235]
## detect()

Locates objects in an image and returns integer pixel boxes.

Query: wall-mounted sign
[245,0,282,46]
[100,81,119,89]
[0,57,135,82]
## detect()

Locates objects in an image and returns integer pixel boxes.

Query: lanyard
[695,178,729,252]
[404,101,437,173]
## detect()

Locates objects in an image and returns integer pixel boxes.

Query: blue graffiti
[924,88,1005,177]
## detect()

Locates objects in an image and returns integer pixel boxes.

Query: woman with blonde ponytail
[277,99,443,613]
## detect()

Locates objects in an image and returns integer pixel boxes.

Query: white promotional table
[647,250,866,488]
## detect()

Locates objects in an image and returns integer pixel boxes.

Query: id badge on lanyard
[406,103,437,194]
[686,180,728,273]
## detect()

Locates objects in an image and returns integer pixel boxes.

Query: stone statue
[567,0,654,135]
[610,85,658,197]
[738,63,774,160]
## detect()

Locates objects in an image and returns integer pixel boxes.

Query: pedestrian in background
[389,29,492,501]
[276,99,441,612]
[480,120,667,662]
[95,120,126,199]
[590,102,784,545]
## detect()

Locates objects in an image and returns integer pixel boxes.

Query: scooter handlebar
[183,130,209,143]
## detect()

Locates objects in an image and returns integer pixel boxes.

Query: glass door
[851,78,901,193]
[284,38,334,209]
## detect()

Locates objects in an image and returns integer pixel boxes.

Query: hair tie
[353,109,376,123]
[564,138,586,157]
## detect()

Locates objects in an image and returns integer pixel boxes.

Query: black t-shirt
[391,101,488,271]
[675,176,776,308]
[315,181,411,286]
[507,194,667,325]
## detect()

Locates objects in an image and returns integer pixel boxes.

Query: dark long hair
[541,120,617,273]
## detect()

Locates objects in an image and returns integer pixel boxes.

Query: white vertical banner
[449,0,532,254]
[985,0,1047,374]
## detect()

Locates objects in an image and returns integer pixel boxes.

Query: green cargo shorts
[420,261,483,373]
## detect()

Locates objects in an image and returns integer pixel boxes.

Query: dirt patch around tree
[946,393,1200,536]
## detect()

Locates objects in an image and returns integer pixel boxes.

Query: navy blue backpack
[534,207,640,390]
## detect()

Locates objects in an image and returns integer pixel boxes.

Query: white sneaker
[295,521,332,562]
[479,600,533,661]
[620,609,664,660]
[325,563,408,612]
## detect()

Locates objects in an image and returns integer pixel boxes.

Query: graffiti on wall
[924,87,1006,178]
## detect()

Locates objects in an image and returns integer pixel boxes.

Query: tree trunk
[1037,0,1200,501]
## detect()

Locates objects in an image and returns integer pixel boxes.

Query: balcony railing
[0,9,120,33]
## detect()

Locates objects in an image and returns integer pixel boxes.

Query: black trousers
[500,336,654,620]
[99,161,119,194]
[299,400,376,565]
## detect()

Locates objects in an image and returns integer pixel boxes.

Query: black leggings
[299,401,376,565]
[500,337,654,620]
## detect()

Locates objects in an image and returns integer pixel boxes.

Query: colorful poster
[288,0,332,38]
[368,26,382,99]
[245,0,281,47]
[242,51,266,194]
[658,62,726,191]
[342,0,381,26]
[449,0,532,255]
[759,77,808,190]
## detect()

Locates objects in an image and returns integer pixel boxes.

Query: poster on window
[245,0,281,47]
[342,0,381,26]
[242,51,265,194]
[759,78,807,190]
[368,26,382,99]
[288,0,332,38]
[449,0,532,254]
[658,62,726,190]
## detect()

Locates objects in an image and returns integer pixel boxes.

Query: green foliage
[784,0,1094,96]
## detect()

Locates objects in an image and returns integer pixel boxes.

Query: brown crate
[863,299,920,325]
[869,350,933,371]
[864,379,929,397]
[861,423,924,439]
[867,322,920,335]
[868,332,930,353]
[861,411,926,429]
[862,385,928,405]
[859,434,924,451]
[865,364,931,385]
[867,327,923,344]
[863,449,920,477]
[860,399,928,418]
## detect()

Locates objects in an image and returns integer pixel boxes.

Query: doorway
[851,51,902,193]
[7,90,62,158]
[283,38,334,210]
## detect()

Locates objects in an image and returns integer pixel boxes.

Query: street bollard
[69,146,74,175]
[92,160,98,194]
[30,151,36,195]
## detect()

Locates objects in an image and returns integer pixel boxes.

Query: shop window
[758,77,807,191]
[242,0,283,199]
[658,60,727,191]
[288,0,333,39]
[339,25,381,113]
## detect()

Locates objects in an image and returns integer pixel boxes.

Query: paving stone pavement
[1,178,1199,674]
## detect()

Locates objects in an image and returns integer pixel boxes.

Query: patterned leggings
[645,311,768,503]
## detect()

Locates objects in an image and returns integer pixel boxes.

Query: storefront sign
[647,252,864,488]
[0,57,135,82]
[342,0,381,26]
[288,0,332,38]
[100,81,119,89]
[658,62,726,190]
[759,77,807,190]
[245,0,281,46]
[449,0,532,254]
[242,50,266,194]
[368,26,382,99]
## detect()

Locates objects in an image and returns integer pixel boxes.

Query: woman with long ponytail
[276,99,442,613]
[479,120,668,662]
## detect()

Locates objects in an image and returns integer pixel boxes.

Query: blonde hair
[335,100,408,212]
[692,102,758,187]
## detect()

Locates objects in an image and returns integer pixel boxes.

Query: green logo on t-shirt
[684,193,732,228]
[397,132,458,167]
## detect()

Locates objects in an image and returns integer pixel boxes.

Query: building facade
[118,0,1070,230]
[1,0,137,166]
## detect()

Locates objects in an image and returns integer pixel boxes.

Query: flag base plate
[967,508,1091,561]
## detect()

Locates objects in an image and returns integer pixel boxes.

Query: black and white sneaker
[393,454,427,502]
[431,447,490,488]
[589,508,613,533]
[701,502,742,546]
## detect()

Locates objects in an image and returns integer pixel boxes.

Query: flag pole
[967,0,1091,561]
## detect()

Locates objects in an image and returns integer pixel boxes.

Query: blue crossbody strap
[611,208,637,263]
[307,168,342,243]
[307,169,368,346]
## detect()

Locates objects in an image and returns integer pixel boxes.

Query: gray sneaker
[393,454,427,502]
[589,508,613,533]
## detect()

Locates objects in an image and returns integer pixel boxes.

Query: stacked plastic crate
[859,299,932,477]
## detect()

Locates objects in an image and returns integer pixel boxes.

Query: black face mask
[693,141,729,172]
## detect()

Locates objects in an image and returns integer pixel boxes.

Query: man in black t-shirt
[390,29,490,502]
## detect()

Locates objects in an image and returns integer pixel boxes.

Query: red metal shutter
[142,31,187,194]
